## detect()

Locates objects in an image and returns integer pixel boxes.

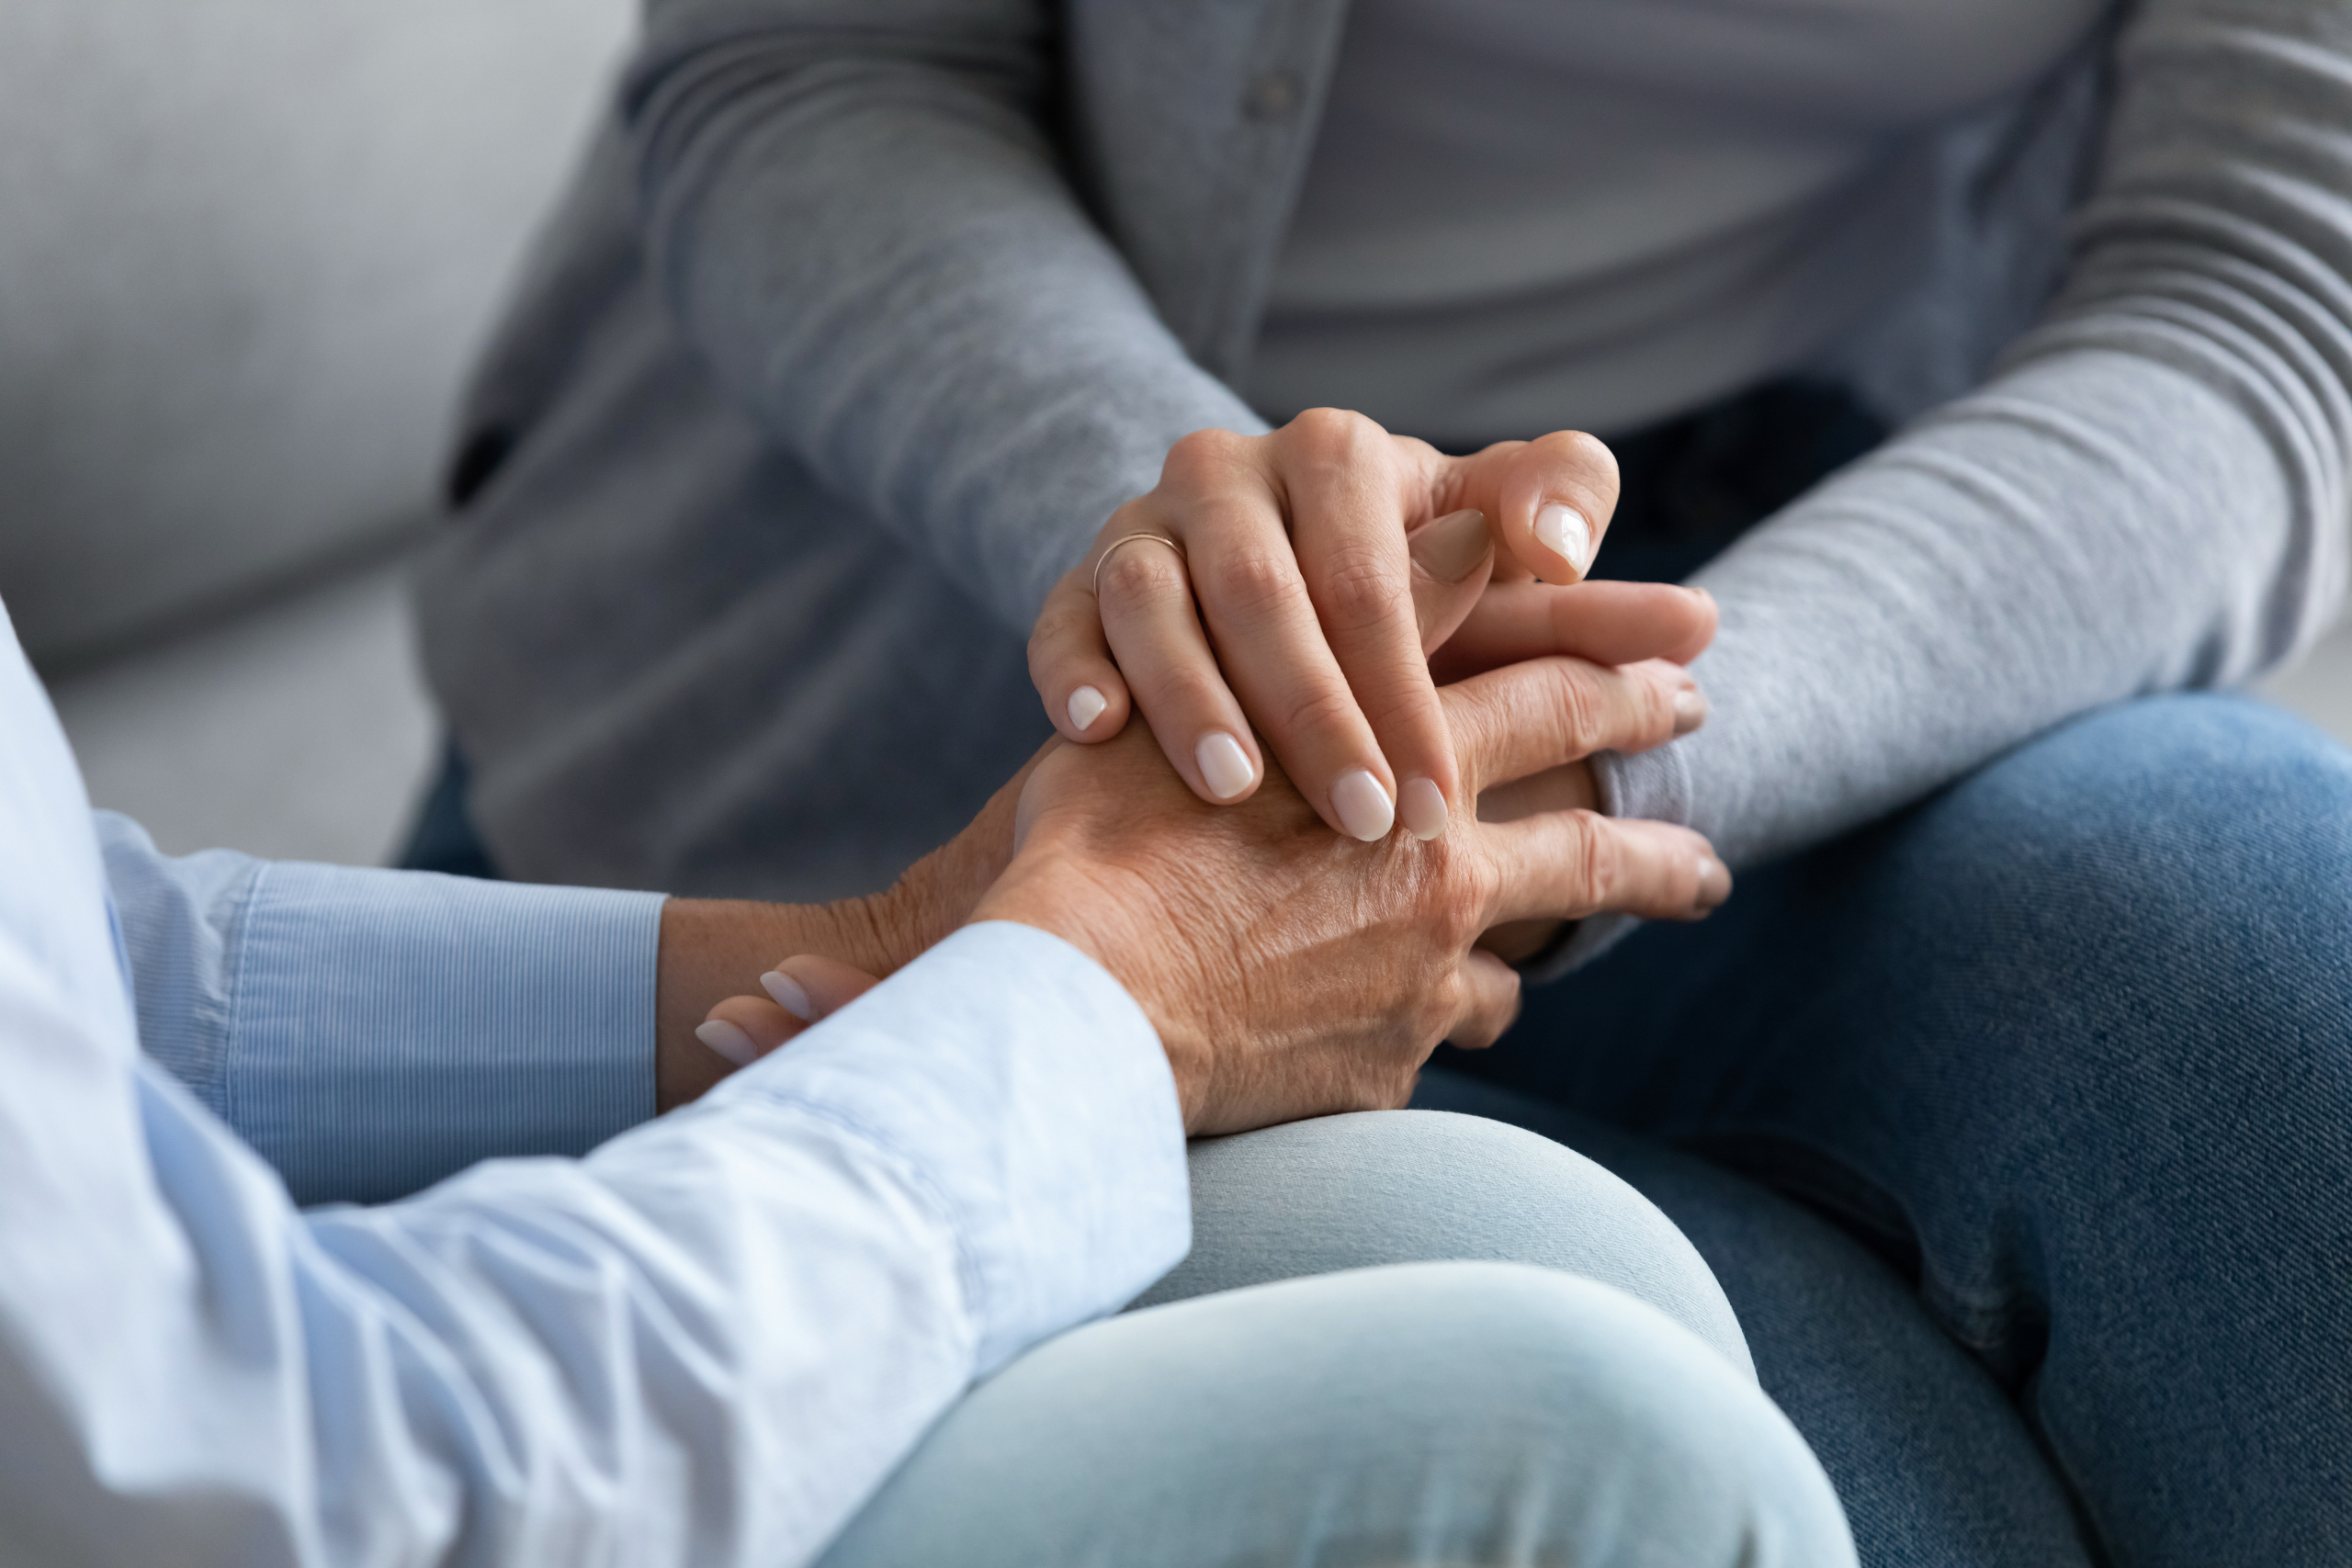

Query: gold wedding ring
[1093,532,1187,597]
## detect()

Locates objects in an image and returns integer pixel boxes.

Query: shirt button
[1243,70,1301,122]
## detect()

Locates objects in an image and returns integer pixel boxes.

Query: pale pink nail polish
[1398,776,1449,840]
[695,1018,759,1068]
[1331,768,1396,841]
[1535,503,1591,574]
[761,970,813,1021]
[1196,732,1256,800]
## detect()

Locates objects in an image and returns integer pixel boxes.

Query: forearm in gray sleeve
[1601,0,2352,872]
[625,0,1267,630]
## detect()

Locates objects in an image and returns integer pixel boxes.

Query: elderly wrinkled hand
[699,652,1726,1135]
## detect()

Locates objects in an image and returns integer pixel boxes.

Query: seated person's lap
[1441,693,2352,1565]
[819,1263,1842,1568]
[1152,1100,2088,1563]
[817,1111,1854,1566]
[1412,1071,2098,1567]
[1135,1107,1749,1374]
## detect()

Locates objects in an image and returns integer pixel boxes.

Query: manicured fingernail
[1196,731,1256,800]
[1067,684,1108,733]
[695,1018,759,1068]
[1407,508,1492,583]
[1534,503,1591,575]
[1695,856,1731,911]
[1673,687,1708,736]
[760,970,813,1021]
[1398,776,1449,840]
[1331,768,1396,841]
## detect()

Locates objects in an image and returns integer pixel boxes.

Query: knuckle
[1430,852,1497,948]
[1634,667,1679,744]
[1201,542,1306,618]
[1024,611,1063,668]
[1439,687,1501,791]
[1553,665,1607,756]
[1285,410,1396,489]
[1568,810,1618,909]
[1451,878,1497,946]
[1160,427,1247,490]
[1271,679,1360,744]
[1310,541,1408,635]
[1027,603,1099,682]
[1023,631,1057,686]
[1285,405,1378,458]
[1133,660,1227,719]
[1097,539,1187,602]
[1030,585,1091,644]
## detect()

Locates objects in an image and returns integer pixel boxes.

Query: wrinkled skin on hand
[974,656,1723,1135]
[697,638,1722,1132]
[860,565,1717,976]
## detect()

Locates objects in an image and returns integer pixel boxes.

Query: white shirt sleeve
[0,605,1191,1567]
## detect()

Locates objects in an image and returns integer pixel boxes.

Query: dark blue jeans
[1422,694,2352,1566]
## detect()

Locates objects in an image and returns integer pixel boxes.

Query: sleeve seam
[218,859,269,1139]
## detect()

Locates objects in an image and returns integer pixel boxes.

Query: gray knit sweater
[416,0,2352,916]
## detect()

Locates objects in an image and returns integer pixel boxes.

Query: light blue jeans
[1436,694,2352,1566]
[818,1111,1856,1567]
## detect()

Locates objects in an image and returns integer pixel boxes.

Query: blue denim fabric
[814,1112,1858,1566]
[818,1261,1856,1568]
[1433,694,2352,1566]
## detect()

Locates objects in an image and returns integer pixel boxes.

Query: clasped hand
[693,412,1728,1135]
[1027,410,1713,840]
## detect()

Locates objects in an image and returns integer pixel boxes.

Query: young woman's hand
[1026,410,1665,845]
[692,652,1729,1127]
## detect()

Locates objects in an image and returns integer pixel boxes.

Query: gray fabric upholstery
[0,0,632,666]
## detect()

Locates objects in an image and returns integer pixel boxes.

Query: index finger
[1430,581,1716,684]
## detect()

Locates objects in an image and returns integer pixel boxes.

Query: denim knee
[825,1260,1851,1568]
[1394,1263,1856,1566]
[1136,1108,1753,1378]
[1888,694,2352,1100]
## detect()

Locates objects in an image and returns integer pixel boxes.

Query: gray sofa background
[4,0,2345,872]
[1,0,629,863]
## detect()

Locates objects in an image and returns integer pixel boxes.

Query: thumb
[1407,508,1495,655]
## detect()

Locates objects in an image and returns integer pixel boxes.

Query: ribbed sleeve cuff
[228,863,666,1205]
[1594,740,1695,829]
[713,921,1190,1373]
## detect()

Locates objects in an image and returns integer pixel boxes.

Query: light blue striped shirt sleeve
[96,810,666,1205]
[5,608,1192,1565]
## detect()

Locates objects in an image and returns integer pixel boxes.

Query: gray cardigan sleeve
[624,0,1268,631]
[1599,0,2352,870]
[628,0,2348,886]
